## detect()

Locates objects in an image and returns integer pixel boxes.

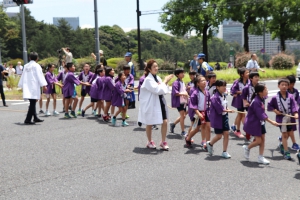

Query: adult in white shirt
[18,52,47,125]
[138,59,174,150]
[15,61,23,75]
[62,47,73,64]
[7,63,16,76]
[246,54,265,72]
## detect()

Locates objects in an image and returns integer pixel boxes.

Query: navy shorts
[65,96,72,99]
[81,89,88,97]
[237,108,246,112]
[177,104,186,112]
[279,125,293,133]
[91,97,98,103]
[214,113,230,134]
[261,124,266,134]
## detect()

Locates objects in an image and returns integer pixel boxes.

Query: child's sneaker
[122,121,129,127]
[221,152,231,159]
[64,113,71,119]
[103,115,110,122]
[278,136,282,148]
[258,156,270,165]
[152,125,158,130]
[53,111,59,115]
[39,110,44,114]
[111,117,117,126]
[45,111,51,116]
[70,111,77,118]
[245,133,251,141]
[146,141,156,149]
[185,136,192,148]
[126,114,130,119]
[296,150,300,164]
[284,151,292,160]
[138,122,142,127]
[170,123,175,133]
[291,143,300,151]
[234,131,245,138]
[81,110,85,117]
[77,109,81,115]
[206,141,214,155]
[280,144,284,155]
[160,141,169,150]
[181,131,187,137]
[242,145,250,160]
[231,124,236,132]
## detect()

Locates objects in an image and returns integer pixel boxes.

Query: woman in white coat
[138,59,174,150]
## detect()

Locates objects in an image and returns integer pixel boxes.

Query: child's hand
[125,89,131,93]
[198,113,204,120]
[244,102,249,107]
[233,94,237,97]
[294,113,299,119]
[271,120,279,127]
[274,109,282,115]
[226,109,234,113]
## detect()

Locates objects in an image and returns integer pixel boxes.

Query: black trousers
[0,85,6,106]
[25,99,38,122]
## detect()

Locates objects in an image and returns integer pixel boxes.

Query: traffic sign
[261,48,265,53]
[3,0,18,7]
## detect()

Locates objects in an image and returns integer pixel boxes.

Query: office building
[53,17,79,30]
[222,20,244,47]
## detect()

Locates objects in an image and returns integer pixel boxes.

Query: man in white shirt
[18,52,47,124]
[246,54,265,72]
[62,47,73,64]
[15,61,23,75]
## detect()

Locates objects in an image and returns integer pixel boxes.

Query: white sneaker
[53,111,59,115]
[146,141,156,149]
[258,156,270,165]
[206,141,214,155]
[243,145,250,160]
[45,111,51,116]
[221,152,231,159]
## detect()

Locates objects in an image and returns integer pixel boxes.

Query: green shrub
[107,57,124,69]
[116,59,138,74]
[177,62,184,68]
[235,52,251,68]
[38,57,59,67]
[6,75,20,89]
[269,53,295,69]
[8,59,24,67]
[75,57,96,72]
[208,62,228,70]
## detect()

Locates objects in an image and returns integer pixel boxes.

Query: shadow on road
[133,127,146,132]
[240,161,264,168]
[167,134,182,140]
[294,173,300,180]
[205,156,222,161]
[132,147,164,155]
[14,122,41,126]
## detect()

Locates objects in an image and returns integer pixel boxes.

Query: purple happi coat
[102,76,115,101]
[186,81,194,95]
[78,71,94,94]
[90,75,105,100]
[44,72,58,94]
[112,80,127,107]
[209,91,227,129]
[267,91,298,131]
[171,78,182,108]
[244,96,268,136]
[241,82,255,103]
[230,78,250,109]
[57,71,67,82]
[188,88,210,120]
[62,72,80,98]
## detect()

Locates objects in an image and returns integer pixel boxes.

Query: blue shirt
[189,60,199,72]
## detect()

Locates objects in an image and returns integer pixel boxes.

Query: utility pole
[94,0,100,65]
[136,0,143,70]
[0,38,2,65]
[263,18,266,62]
[21,4,28,64]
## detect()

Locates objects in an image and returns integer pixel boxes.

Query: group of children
[170,67,300,164]
[41,62,134,126]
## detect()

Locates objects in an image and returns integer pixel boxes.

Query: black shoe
[34,118,44,123]
[138,122,142,127]
[24,120,35,125]
[128,101,136,109]
[152,125,158,130]
[81,110,85,117]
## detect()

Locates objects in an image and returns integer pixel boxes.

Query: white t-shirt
[8,68,16,76]
[197,91,205,111]
[16,65,23,75]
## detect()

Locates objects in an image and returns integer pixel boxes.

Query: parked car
[297,63,300,81]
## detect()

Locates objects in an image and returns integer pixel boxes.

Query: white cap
[99,50,103,54]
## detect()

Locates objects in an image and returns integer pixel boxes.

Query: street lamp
[126,35,130,52]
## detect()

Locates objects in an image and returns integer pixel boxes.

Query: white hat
[99,50,103,54]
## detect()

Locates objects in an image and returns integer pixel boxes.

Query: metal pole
[21,4,28,64]
[0,38,2,65]
[136,0,143,70]
[94,0,100,65]
[263,18,266,62]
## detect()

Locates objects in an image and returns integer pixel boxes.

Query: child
[44,64,63,116]
[267,78,299,160]
[186,71,197,95]
[185,75,210,148]
[63,63,87,118]
[89,64,103,115]
[111,71,132,126]
[170,68,188,136]
[57,65,68,112]
[283,75,300,150]
[81,68,105,117]
[230,67,250,138]
[205,71,217,96]
[206,80,233,158]
[243,83,278,164]
[241,71,260,140]
[102,67,115,122]
[122,65,134,119]
[77,63,94,115]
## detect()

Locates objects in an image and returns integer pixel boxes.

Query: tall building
[222,20,244,47]
[53,17,79,30]
[248,34,280,54]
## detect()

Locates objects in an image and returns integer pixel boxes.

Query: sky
[4,0,170,33]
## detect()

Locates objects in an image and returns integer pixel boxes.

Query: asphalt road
[0,80,299,199]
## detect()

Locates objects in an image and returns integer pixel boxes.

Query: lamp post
[94,0,100,65]
[136,0,143,70]
[21,4,28,64]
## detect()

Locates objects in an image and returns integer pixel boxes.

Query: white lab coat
[138,73,169,125]
[18,60,47,100]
